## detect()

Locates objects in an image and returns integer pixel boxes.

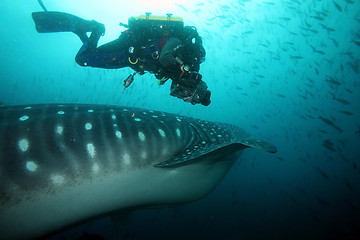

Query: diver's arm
[159,38,183,68]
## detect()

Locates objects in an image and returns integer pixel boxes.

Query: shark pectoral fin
[154,138,277,168]
[154,142,250,168]
[238,139,278,153]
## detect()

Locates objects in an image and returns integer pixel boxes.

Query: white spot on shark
[87,143,96,158]
[18,139,29,152]
[123,153,130,165]
[26,161,38,172]
[158,129,165,137]
[51,175,65,185]
[217,135,222,138]
[88,109,94,113]
[176,117,181,122]
[115,130,122,139]
[57,111,65,115]
[24,106,32,110]
[141,152,147,159]
[134,118,141,122]
[19,115,29,121]
[85,123,92,130]
[112,114,116,120]
[56,125,63,135]
[152,115,158,118]
[138,132,145,141]
[92,163,100,174]
[176,129,181,137]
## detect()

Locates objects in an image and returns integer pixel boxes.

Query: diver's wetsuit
[75,31,191,81]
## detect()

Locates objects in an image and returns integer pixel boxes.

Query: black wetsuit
[75,31,197,82]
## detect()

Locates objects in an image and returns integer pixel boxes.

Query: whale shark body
[0,104,276,239]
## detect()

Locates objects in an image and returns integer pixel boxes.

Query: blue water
[1,0,359,239]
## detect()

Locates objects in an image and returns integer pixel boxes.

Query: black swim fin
[32,11,105,42]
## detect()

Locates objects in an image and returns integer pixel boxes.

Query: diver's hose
[38,0,48,11]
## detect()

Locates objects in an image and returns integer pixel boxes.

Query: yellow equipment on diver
[128,12,184,38]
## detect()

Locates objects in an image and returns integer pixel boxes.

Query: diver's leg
[75,33,130,69]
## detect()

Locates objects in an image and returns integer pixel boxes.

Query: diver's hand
[179,72,202,88]
[170,79,211,106]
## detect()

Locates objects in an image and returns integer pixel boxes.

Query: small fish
[299,158,307,164]
[349,61,359,74]
[351,40,360,47]
[333,97,350,105]
[340,154,350,163]
[332,0,342,12]
[311,213,321,222]
[297,186,307,195]
[323,139,336,152]
[345,200,358,211]
[316,196,329,206]
[329,37,339,47]
[175,3,188,12]
[320,23,335,32]
[310,45,325,55]
[319,116,343,132]
[339,110,354,116]
[289,194,297,203]
[343,178,354,191]
[284,41,294,45]
[311,16,324,21]
[315,68,319,75]
[318,129,328,134]
[259,43,269,48]
[264,1,275,5]
[314,166,329,180]
[279,17,291,21]
[314,50,325,55]
[325,76,341,86]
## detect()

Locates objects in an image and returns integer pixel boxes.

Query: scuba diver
[32,11,211,106]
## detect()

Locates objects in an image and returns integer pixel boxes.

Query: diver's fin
[32,11,105,42]
[32,11,85,33]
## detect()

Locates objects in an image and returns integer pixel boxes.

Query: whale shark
[0,104,277,239]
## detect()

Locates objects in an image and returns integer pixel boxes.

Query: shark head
[0,104,276,239]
